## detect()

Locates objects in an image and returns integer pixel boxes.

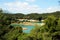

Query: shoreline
[23,28,28,30]
[11,22,45,26]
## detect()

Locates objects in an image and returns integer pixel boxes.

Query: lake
[10,23,41,33]
[21,25,34,33]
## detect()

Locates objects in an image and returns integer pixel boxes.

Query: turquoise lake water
[11,23,41,33]
[21,25,34,33]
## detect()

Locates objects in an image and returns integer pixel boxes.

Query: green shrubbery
[27,15,60,40]
[0,9,22,40]
[0,9,60,40]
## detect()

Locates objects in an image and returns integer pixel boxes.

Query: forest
[0,9,60,40]
[4,11,60,20]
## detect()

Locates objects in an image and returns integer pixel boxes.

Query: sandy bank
[23,28,28,30]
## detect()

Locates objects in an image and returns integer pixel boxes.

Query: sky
[0,0,60,14]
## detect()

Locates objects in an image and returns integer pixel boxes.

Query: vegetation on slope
[0,9,60,40]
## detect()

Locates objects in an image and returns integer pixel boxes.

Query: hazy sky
[0,0,60,14]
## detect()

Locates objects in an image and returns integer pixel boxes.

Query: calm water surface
[11,23,41,33]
